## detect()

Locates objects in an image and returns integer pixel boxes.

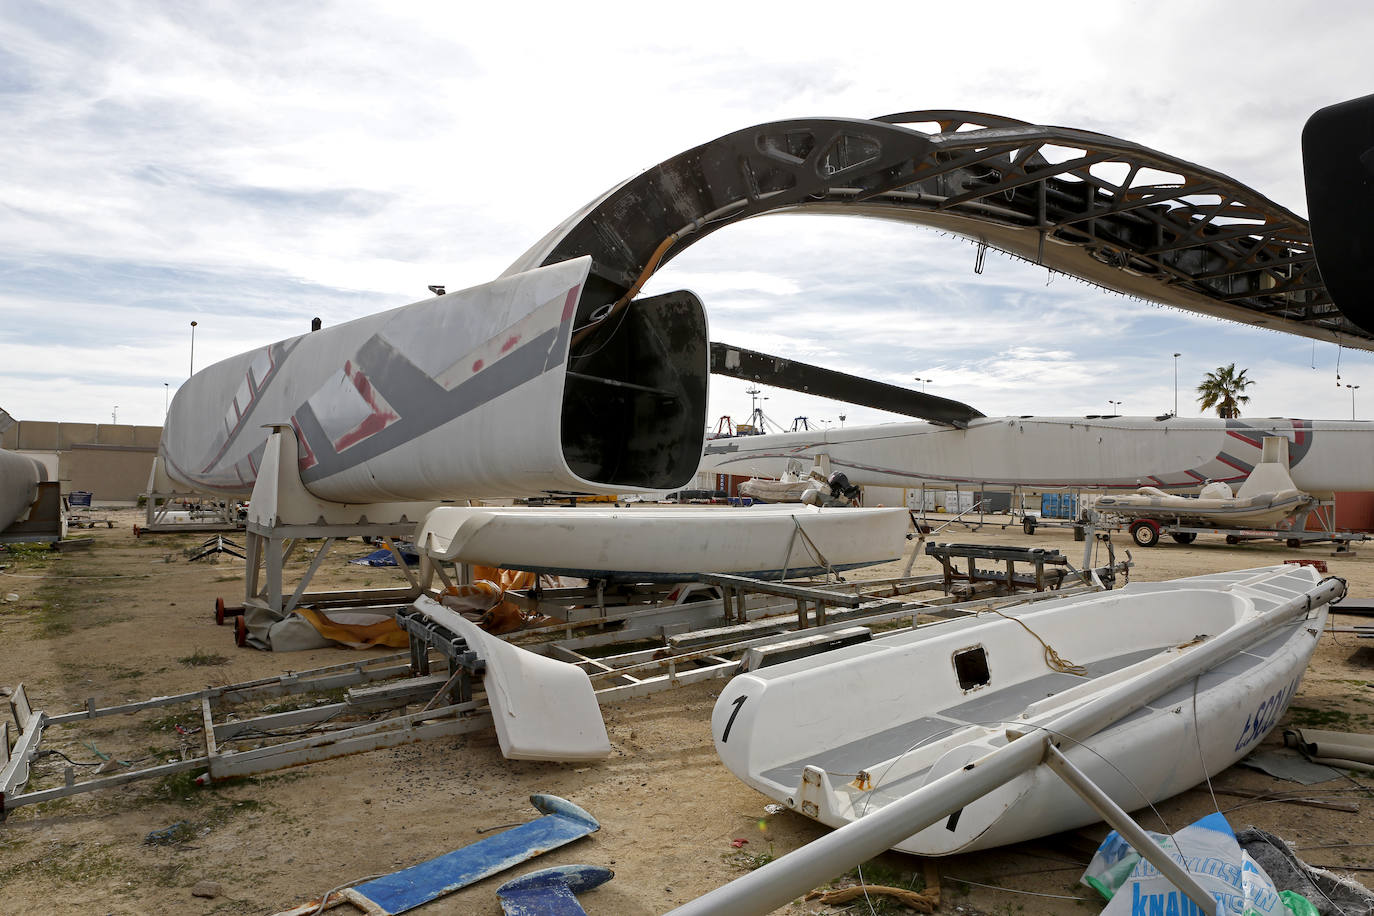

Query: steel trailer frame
[2,558,1128,818]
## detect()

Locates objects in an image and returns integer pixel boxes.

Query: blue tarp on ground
[348,545,419,566]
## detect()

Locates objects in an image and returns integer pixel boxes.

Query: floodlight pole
[1173,352,1181,416]
[190,320,198,378]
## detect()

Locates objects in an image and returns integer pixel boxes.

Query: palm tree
[1196,363,1254,418]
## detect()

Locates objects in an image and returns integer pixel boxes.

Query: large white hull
[414,504,911,581]
[712,565,1329,854]
[700,416,1374,497]
[159,258,710,503]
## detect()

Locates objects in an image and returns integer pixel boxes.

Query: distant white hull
[700,416,1374,497]
[712,565,1329,854]
[415,504,911,581]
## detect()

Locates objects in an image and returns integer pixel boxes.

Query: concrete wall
[1,420,160,503]
[64,446,157,502]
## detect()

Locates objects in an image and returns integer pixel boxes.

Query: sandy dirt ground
[0,508,1371,915]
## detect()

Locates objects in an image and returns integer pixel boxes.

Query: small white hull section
[0,449,45,531]
[712,565,1329,854]
[415,504,911,581]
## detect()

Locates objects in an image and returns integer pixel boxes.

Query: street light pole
[1108,400,1122,415]
[190,320,198,378]
[1172,353,1180,416]
[164,382,169,415]
[1347,383,1360,420]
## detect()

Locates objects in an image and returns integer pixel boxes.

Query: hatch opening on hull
[953,645,991,691]
[560,289,709,489]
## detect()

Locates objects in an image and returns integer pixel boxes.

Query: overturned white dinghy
[712,565,1339,856]
[1095,436,1315,529]
[738,470,819,504]
[415,504,910,581]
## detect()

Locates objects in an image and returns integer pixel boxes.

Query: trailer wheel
[1286,538,1302,549]
[1130,520,1160,547]
[215,597,226,625]
[1170,532,1197,544]
[1022,517,1037,535]
[1225,534,1240,545]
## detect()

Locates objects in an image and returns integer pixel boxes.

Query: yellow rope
[982,607,1087,676]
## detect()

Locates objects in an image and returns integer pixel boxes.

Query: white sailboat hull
[700,416,1374,497]
[159,258,711,503]
[712,565,1330,854]
[415,504,911,581]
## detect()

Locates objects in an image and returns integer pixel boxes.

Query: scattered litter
[4,593,18,602]
[730,838,748,848]
[1239,827,1374,915]
[1082,812,1315,915]
[497,864,614,916]
[1241,748,1343,785]
[190,880,223,899]
[763,804,785,815]
[144,821,192,846]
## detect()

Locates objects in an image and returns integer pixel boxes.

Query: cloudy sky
[4,0,1374,430]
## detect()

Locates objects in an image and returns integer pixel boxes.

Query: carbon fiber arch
[506,110,1373,351]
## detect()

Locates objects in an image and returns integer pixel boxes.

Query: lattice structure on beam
[511,111,1369,350]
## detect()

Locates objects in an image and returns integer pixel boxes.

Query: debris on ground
[144,821,192,846]
[1082,812,1318,915]
[1239,828,1374,916]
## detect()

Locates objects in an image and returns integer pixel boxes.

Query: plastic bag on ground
[1081,811,1317,915]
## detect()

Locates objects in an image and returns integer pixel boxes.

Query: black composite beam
[710,342,984,428]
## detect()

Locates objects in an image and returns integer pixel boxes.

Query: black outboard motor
[827,471,861,506]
